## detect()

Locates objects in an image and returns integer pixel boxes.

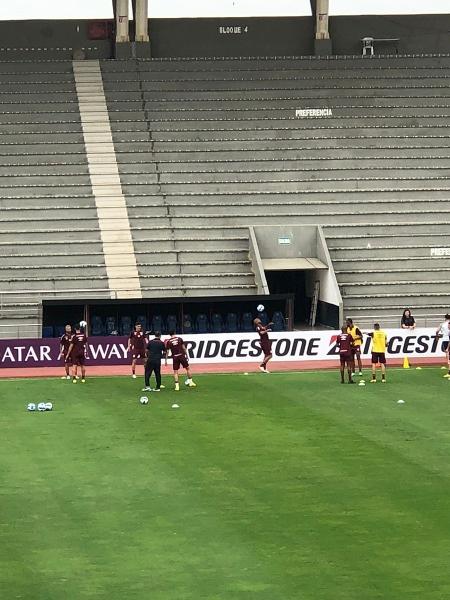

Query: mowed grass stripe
[0,373,449,600]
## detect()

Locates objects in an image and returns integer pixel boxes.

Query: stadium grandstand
[0,0,449,338]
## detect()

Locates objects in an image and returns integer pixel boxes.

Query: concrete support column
[313,0,332,55]
[115,0,129,43]
[315,0,329,40]
[135,0,149,42]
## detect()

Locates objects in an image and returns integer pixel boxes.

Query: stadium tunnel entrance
[265,270,308,327]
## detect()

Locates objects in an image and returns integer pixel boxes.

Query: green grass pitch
[1,369,450,600]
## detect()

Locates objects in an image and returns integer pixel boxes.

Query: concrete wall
[0,20,112,60]
[0,14,447,60]
[149,17,314,58]
[252,225,318,260]
[150,14,450,57]
[330,14,450,55]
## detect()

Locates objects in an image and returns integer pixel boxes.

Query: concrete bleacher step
[322,221,448,237]
[138,284,255,298]
[138,260,251,274]
[138,198,450,216]
[149,127,449,143]
[326,232,449,248]
[140,87,450,102]
[134,210,450,228]
[133,95,450,110]
[0,252,106,266]
[343,292,450,310]
[337,267,450,283]
[146,157,450,172]
[153,169,450,184]
[0,164,90,177]
[132,236,249,252]
[0,228,105,243]
[150,136,450,152]
[330,248,449,261]
[0,277,110,292]
[0,264,108,278]
[145,147,450,162]
[341,280,450,297]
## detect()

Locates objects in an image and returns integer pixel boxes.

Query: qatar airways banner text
[0,329,446,369]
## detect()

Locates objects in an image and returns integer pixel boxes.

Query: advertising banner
[0,328,446,369]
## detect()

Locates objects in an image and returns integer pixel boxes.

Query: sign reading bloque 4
[219,26,248,34]
[295,108,333,118]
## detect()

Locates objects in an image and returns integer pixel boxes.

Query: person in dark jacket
[142,332,166,392]
[401,309,416,330]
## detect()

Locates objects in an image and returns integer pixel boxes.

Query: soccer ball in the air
[80,320,87,328]
[139,396,149,405]
[37,402,46,411]
[27,403,36,411]
[257,304,265,313]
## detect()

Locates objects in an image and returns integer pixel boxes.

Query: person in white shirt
[435,314,450,377]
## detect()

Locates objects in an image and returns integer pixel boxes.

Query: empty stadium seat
[120,316,132,336]
[210,313,223,333]
[241,312,254,332]
[166,314,178,333]
[91,316,104,336]
[225,312,239,332]
[271,311,286,332]
[182,313,194,334]
[195,314,209,334]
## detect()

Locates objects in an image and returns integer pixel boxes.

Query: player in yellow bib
[368,323,388,383]
[346,318,364,376]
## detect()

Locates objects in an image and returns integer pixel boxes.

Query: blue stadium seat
[211,312,223,333]
[196,313,209,334]
[182,313,193,334]
[91,316,104,336]
[271,311,285,332]
[42,326,54,338]
[151,314,164,334]
[166,314,178,333]
[120,315,132,335]
[105,317,117,335]
[241,312,254,332]
[225,312,239,332]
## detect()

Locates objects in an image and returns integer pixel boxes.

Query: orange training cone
[403,356,410,369]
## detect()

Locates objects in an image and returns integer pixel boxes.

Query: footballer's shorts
[172,355,189,370]
[340,353,352,366]
[132,351,145,360]
[72,353,86,366]
[442,341,449,352]
[371,352,386,365]
[352,346,361,355]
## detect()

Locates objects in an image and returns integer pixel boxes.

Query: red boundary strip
[0,357,444,379]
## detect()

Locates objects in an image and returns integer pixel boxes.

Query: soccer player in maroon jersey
[127,323,147,379]
[254,318,274,373]
[165,330,196,391]
[58,324,73,380]
[66,325,88,383]
[336,326,355,384]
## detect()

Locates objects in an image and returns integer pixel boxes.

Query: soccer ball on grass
[139,396,149,405]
